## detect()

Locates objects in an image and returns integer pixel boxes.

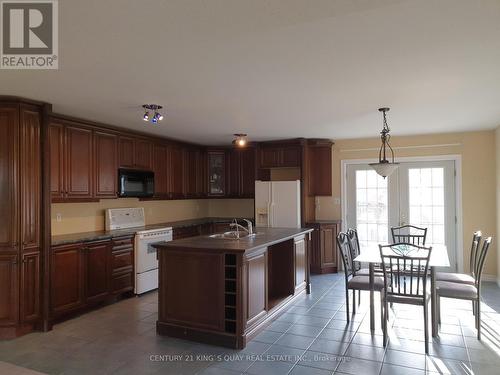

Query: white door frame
[341,154,463,272]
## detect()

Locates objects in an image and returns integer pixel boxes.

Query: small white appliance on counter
[105,208,172,295]
[255,180,301,228]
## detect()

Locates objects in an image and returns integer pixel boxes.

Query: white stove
[105,208,172,294]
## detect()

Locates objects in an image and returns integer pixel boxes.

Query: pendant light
[369,108,399,178]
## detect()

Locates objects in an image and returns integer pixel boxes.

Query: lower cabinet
[20,252,40,323]
[306,221,341,274]
[84,241,110,304]
[0,254,19,327]
[51,237,134,320]
[51,243,85,317]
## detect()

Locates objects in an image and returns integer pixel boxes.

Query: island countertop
[153,227,313,253]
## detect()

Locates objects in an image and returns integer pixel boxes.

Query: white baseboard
[481,274,498,283]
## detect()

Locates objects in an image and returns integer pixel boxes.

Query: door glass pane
[356,170,388,248]
[408,168,445,245]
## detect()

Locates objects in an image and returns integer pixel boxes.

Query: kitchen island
[153,227,313,349]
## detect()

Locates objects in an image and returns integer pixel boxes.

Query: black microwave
[118,169,154,198]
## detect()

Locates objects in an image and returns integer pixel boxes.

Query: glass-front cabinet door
[208,151,226,196]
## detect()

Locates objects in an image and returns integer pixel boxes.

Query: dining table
[353,243,450,337]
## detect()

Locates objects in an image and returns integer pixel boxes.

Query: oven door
[136,237,163,273]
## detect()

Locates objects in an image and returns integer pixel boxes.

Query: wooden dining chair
[379,243,433,354]
[337,232,385,323]
[391,225,427,245]
[436,237,492,340]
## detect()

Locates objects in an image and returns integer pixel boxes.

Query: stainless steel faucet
[230,219,253,236]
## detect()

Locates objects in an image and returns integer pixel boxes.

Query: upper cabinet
[258,143,302,169]
[227,147,256,198]
[184,147,206,198]
[207,150,226,196]
[118,136,152,170]
[167,144,184,199]
[153,143,169,197]
[94,132,118,198]
[50,120,94,201]
[307,140,333,196]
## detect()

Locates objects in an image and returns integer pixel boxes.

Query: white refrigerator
[255,180,301,228]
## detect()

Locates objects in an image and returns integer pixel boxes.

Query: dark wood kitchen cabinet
[20,252,40,323]
[51,238,131,320]
[306,221,341,274]
[118,136,152,170]
[207,150,226,196]
[49,120,94,201]
[153,143,169,197]
[0,105,19,252]
[134,139,153,170]
[51,243,85,317]
[94,131,118,198]
[84,241,110,304]
[65,126,94,199]
[184,147,206,198]
[168,144,185,199]
[307,140,333,196]
[258,144,301,169]
[0,101,43,339]
[0,254,19,328]
[227,147,256,198]
[118,136,135,168]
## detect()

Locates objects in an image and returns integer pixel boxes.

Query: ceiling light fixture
[142,104,164,124]
[369,107,399,178]
[233,133,248,147]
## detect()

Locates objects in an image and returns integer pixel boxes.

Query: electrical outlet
[56,213,62,222]
[334,197,341,205]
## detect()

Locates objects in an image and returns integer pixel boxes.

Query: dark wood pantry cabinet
[0,100,44,338]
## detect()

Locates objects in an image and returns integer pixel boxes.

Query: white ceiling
[2,0,500,145]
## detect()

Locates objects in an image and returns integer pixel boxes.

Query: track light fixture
[233,134,248,147]
[142,104,164,124]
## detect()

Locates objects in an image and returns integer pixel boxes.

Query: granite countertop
[153,227,313,253]
[51,217,253,246]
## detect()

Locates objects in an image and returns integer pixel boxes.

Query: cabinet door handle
[12,260,17,265]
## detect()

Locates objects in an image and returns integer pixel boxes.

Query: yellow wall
[51,198,254,235]
[496,126,500,284]
[316,130,497,277]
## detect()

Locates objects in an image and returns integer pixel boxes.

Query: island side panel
[294,234,307,293]
[158,249,225,332]
[242,247,268,329]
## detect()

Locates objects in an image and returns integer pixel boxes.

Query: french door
[346,160,457,271]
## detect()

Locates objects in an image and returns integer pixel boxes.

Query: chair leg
[477,298,481,340]
[358,290,361,306]
[424,300,429,355]
[352,289,356,315]
[383,298,388,348]
[472,300,476,316]
[345,287,350,323]
[437,296,441,326]
[380,293,384,328]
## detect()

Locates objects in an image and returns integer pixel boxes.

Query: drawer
[112,271,134,294]
[112,236,134,248]
[111,250,133,271]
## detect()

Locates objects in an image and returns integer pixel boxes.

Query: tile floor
[1,274,500,374]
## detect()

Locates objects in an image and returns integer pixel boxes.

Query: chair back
[347,228,361,272]
[379,243,432,299]
[474,237,492,287]
[391,225,427,245]
[337,232,353,279]
[469,231,482,278]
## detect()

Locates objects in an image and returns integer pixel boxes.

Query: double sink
[209,231,259,240]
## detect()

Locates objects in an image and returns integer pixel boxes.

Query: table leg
[431,266,437,337]
[369,263,375,332]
